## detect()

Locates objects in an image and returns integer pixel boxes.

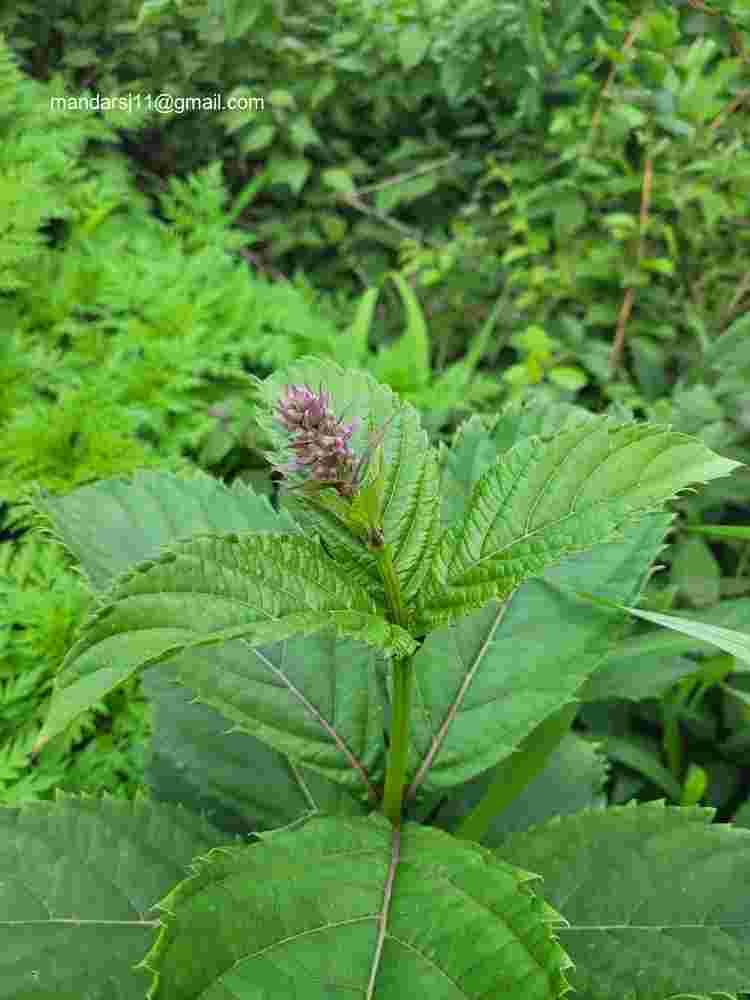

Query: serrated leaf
[415,418,742,631]
[142,667,370,838]
[139,813,573,999]
[398,514,671,798]
[439,398,603,529]
[252,357,441,604]
[0,792,233,1000]
[498,802,750,999]
[33,533,416,780]
[26,467,297,594]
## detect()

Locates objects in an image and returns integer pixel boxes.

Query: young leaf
[414,418,742,632]
[498,801,750,999]
[32,532,417,759]
[252,356,441,603]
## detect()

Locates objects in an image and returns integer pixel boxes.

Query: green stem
[376,541,406,629]
[382,655,414,828]
[375,542,412,829]
[452,701,579,844]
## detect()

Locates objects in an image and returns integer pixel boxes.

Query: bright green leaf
[415,419,742,632]
[547,366,588,391]
[33,532,417,757]
[321,167,356,196]
[398,23,431,70]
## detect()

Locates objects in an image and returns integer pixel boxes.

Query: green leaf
[266,156,310,194]
[240,123,276,151]
[439,398,595,528]
[139,813,573,999]
[498,801,750,999]
[640,256,675,275]
[554,194,588,238]
[142,667,369,838]
[414,418,743,631]
[685,523,750,540]
[373,271,431,391]
[33,532,417,761]
[136,0,173,28]
[547,365,588,391]
[577,597,750,668]
[26,467,298,594]
[266,89,296,110]
[0,792,233,999]
[341,285,379,366]
[321,167,357,196]
[670,534,721,607]
[705,312,750,369]
[434,732,609,846]
[399,514,672,798]
[603,736,683,800]
[579,650,698,702]
[579,597,750,667]
[374,173,437,215]
[253,357,441,605]
[397,23,431,70]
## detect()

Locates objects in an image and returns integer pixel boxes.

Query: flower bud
[273,383,360,486]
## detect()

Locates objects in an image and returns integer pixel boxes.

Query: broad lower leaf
[251,356,441,604]
[24,469,389,814]
[0,791,233,1000]
[142,666,370,838]
[140,812,573,999]
[33,533,416,780]
[497,801,750,999]
[399,514,672,798]
[415,417,742,631]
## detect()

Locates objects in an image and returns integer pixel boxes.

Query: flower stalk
[274,382,415,829]
[375,542,412,829]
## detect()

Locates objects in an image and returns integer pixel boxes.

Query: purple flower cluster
[274,383,360,484]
